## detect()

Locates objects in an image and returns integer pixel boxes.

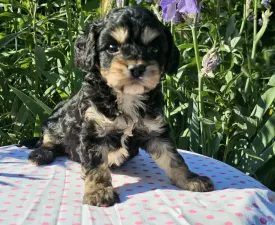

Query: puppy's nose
[128,64,146,78]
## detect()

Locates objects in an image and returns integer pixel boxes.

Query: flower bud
[201,48,221,78]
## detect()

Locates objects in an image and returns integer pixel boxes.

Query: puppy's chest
[85,94,164,136]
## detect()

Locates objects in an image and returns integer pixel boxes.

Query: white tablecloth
[0,145,274,225]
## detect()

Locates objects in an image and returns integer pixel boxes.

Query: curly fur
[21,6,214,207]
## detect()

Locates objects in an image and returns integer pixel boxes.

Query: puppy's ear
[164,28,180,75]
[74,19,104,71]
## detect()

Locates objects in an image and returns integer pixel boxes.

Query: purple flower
[160,0,199,22]
[261,0,271,9]
[116,0,122,7]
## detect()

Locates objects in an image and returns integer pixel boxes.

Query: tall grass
[0,0,275,190]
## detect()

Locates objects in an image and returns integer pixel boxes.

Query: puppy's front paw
[28,148,55,165]
[185,175,214,192]
[83,186,120,207]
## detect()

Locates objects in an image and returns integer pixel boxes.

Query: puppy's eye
[148,46,159,54]
[107,44,119,54]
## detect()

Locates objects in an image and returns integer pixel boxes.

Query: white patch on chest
[116,94,146,147]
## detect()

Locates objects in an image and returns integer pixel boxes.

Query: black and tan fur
[20,6,214,207]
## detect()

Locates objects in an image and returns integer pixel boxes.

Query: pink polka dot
[148,217,156,220]
[245,206,252,211]
[235,212,243,217]
[206,215,214,220]
[195,223,203,225]
[135,221,144,225]
[189,209,197,214]
[178,215,184,219]
[236,197,243,200]
[27,218,35,221]
[267,216,274,221]
[41,223,50,225]
[225,222,233,225]
[132,212,140,215]
[90,217,96,221]
[166,222,175,225]
[260,218,267,224]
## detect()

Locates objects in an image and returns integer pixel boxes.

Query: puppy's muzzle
[128,64,146,78]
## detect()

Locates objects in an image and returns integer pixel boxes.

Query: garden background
[0,0,274,190]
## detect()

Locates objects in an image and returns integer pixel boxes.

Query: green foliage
[1,0,275,190]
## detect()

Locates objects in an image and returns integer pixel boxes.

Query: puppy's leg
[28,132,62,165]
[78,142,119,206]
[145,137,214,192]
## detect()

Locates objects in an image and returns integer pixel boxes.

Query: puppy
[25,6,214,206]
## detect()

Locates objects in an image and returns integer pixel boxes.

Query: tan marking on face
[100,56,161,94]
[140,64,161,90]
[100,57,129,91]
[108,148,129,167]
[141,27,160,44]
[111,27,128,44]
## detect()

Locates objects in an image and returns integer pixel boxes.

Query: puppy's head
[75,6,180,95]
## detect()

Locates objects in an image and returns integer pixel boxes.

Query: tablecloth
[0,145,274,225]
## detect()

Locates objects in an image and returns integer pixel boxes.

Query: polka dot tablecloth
[0,145,275,225]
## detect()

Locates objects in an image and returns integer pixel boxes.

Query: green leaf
[82,1,100,12]
[247,143,275,173]
[34,115,41,137]
[189,98,200,153]
[0,12,23,20]
[230,36,241,48]
[35,45,46,72]
[250,74,275,119]
[32,96,52,115]
[243,148,264,161]
[170,103,188,116]
[0,31,24,49]
[49,19,68,28]
[14,104,28,132]
[9,86,48,121]
[225,16,236,41]
[251,113,275,155]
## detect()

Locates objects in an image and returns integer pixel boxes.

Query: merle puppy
[24,6,214,206]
